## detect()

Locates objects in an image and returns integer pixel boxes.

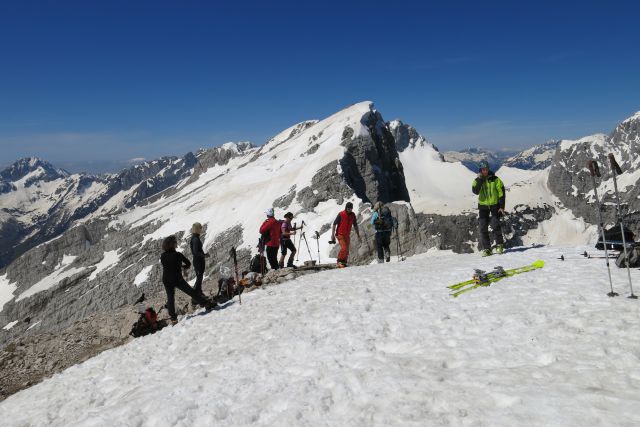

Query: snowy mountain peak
[502,140,559,170]
[0,157,68,184]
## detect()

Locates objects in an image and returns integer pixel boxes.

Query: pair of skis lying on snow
[448,260,545,297]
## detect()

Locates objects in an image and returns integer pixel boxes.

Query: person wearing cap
[472,160,506,256]
[279,212,299,268]
[330,202,361,267]
[189,222,210,305]
[259,207,282,270]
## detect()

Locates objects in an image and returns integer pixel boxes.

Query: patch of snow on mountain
[134,265,154,287]
[2,247,640,426]
[2,320,18,330]
[0,273,18,311]
[88,250,121,281]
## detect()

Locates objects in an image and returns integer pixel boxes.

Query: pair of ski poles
[587,156,636,299]
[294,221,316,263]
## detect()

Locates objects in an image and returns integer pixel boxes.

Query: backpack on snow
[616,246,640,268]
[374,207,394,231]
[596,224,635,251]
[129,307,168,338]
[250,254,268,274]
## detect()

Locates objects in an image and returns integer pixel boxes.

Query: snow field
[1,246,639,426]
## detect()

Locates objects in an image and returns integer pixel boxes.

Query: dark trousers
[266,246,279,270]
[279,238,296,267]
[193,259,205,295]
[164,278,210,320]
[478,205,504,250]
[375,232,391,261]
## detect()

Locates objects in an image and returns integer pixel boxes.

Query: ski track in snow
[1,246,640,426]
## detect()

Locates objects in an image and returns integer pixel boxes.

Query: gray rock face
[547,113,640,235]
[339,111,409,204]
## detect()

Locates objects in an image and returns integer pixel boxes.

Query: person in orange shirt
[330,202,361,267]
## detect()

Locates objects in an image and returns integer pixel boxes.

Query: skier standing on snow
[472,160,506,256]
[279,212,299,268]
[330,202,361,267]
[161,235,215,324]
[259,207,282,270]
[189,222,210,305]
[371,202,396,263]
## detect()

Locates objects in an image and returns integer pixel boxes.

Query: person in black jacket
[189,222,209,303]
[161,235,214,324]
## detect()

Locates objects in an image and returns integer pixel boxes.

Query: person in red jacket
[259,207,282,270]
[330,202,361,267]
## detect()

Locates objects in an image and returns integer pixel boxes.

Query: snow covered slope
[2,246,639,426]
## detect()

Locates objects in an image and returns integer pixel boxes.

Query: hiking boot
[170,318,178,326]
[385,257,390,262]
[337,262,347,268]
[495,244,504,254]
[481,249,492,257]
[377,258,384,264]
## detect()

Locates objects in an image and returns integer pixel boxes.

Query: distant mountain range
[443,141,559,172]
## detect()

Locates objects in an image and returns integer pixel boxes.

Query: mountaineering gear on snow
[130,306,168,337]
[587,159,618,297]
[495,244,504,254]
[481,249,492,257]
[250,254,268,273]
[230,247,242,305]
[449,260,544,297]
[608,154,637,299]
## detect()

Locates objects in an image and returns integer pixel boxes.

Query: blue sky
[1,0,638,172]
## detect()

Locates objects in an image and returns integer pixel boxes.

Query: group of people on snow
[157,160,507,323]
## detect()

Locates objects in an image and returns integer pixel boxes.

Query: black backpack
[250,254,268,274]
[374,207,394,231]
[616,247,640,268]
[596,224,635,251]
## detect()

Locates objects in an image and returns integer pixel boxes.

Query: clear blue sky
[1,0,639,171]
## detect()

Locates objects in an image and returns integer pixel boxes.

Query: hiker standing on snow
[259,207,282,270]
[330,202,361,267]
[161,235,215,324]
[189,222,210,304]
[371,202,396,263]
[472,160,506,256]
[279,212,299,268]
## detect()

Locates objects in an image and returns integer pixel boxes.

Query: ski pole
[315,231,321,264]
[230,247,241,304]
[301,232,313,261]
[587,159,618,297]
[394,227,401,262]
[296,221,305,262]
[608,154,637,299]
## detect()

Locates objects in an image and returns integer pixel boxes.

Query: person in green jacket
[472,160,505,256]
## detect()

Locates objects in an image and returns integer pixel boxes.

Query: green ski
[450,260,545,297]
